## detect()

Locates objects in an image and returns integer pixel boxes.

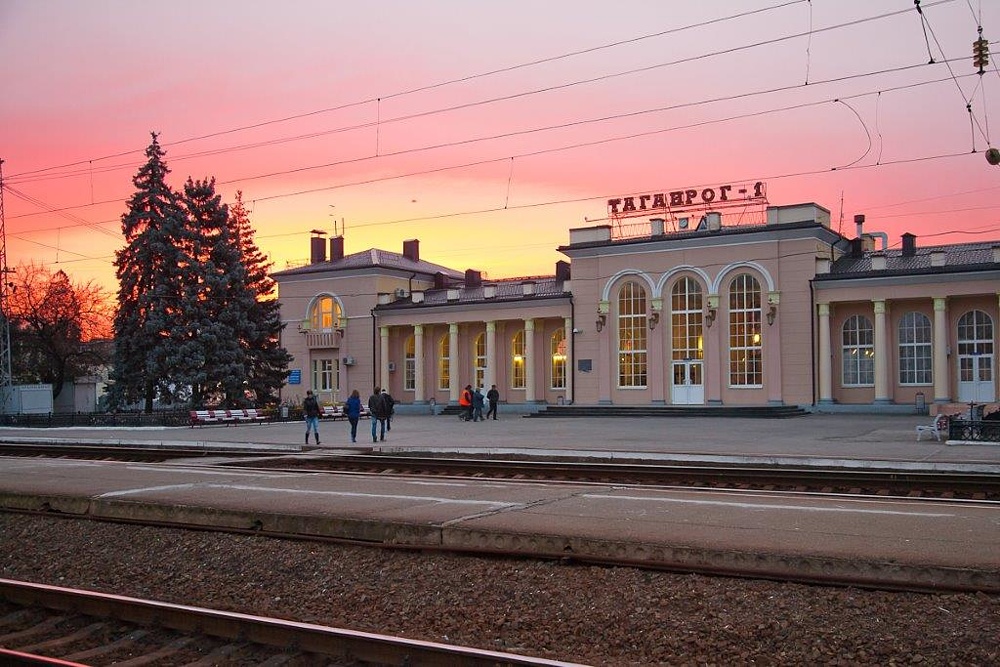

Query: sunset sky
[2,0,999,294]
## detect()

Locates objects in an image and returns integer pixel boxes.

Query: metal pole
[0,159,13,414]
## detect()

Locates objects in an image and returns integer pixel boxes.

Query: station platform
[0,412,998,472]
[1,413,998,592]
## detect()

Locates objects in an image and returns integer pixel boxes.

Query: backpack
[374,393,389,419]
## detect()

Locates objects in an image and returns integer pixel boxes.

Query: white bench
[916,415,949,442]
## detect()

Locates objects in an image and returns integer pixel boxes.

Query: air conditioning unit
[393,288,407,298]
[342,356,355,366]
[387,361,396,372]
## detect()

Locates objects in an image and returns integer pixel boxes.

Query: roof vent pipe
[854,214,865,238]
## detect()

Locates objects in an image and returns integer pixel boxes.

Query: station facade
[272,195,1000,413]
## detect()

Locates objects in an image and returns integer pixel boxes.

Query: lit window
[551,328,566,389]
[438,335,450,391]
[728,274,762,387]
[617,281,647,388]
[309,296,341,331]
[404,335,416,391]
[671,277,704,361]
[311,358,337,392]
[511,330,526,389]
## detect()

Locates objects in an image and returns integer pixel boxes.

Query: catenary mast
[0,159,12,413]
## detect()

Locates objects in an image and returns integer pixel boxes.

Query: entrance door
[956,310,995,403]
[671,360,704,405]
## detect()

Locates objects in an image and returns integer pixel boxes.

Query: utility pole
[0,159,12,414]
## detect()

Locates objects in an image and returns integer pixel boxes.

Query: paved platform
[0,413,998,472]
[1,413,998,592]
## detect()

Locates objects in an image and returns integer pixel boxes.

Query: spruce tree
[229,191,291,406]
[174,177,247,406]
[109,133,189,412]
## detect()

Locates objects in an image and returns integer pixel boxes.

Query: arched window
[617,281,647,388]
[551,328,566,389]
[671,277,704,361]
[511,330,526,389]
[404,335,416,392]
[438,335,450,391]
[728,274,762,387]
[474,333,487,389]
[309,295,341,331]
[842,314,874,386]
[957,310,994,395]
[898,312,932,385]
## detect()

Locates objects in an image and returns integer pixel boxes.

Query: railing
[947,418,1000,442]
[304,330,340,349]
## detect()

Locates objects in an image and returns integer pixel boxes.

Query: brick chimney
[310,236,326,264]
[901,233,916,257]
[403,239,420,262]
[465,269,482,288]
[329,236,345,261]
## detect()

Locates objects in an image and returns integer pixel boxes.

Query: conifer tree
[108,133,189,412]
[174,177,247,406]
[228,191,291,406]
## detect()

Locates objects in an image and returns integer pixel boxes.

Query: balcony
[303,329,342,349]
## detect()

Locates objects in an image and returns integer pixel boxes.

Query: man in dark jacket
[486,384,500,420]
[303,390,321,445]
[381,388,395,431]
[368,386,388,442]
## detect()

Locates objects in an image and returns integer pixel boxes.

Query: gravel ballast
[2,514,997,665]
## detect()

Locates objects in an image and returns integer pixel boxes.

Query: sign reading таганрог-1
[608,181,766,217]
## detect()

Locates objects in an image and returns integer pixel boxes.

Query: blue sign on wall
[288,369,302,384]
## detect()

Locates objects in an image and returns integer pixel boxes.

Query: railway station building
[272,185,1000,414]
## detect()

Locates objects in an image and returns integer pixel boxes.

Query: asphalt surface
[1,412,998,471]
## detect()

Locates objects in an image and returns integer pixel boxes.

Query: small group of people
[303,387,394,445]
[459,384,500,422]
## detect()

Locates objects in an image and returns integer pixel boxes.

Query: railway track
[2,444,998,500]
[0,578,580,666]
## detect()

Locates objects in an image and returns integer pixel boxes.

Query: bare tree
[7,262,115,399]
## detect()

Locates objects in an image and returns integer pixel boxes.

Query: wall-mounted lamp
[648,312,660,330]
[335,327,345,337]
[595,313,607,332]
[766,304,777,326]
[704,308,717,328]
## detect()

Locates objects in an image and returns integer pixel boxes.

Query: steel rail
[0,578,584,667]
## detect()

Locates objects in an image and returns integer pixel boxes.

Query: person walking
[381,388,395,431]
[472,387,485,422]
[303,390,321,445]
[368,386,388,442]
[459,384,473,421]
[486,384,500,420]
[344,389,362,443]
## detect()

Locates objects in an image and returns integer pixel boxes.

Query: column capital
[524,318,535,332]
[486,320,496,332]
[414,323,424,335]
[873,299,886,315]
[817,303,831,317]
[934,297,947,311]
[449,322,458,333]
[379,325,389,336]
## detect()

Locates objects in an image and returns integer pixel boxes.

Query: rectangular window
[311,358,336,392]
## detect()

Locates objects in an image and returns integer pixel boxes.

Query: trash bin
[915,392,925,414]
[280,405,289,420]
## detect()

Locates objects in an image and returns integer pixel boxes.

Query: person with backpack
[368,386,389,442]
[486,384,501,420]
[381,388,395,431]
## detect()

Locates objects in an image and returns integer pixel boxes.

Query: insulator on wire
[973,37,989,72]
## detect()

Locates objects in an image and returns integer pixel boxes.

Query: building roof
[271,248,464,280]
[376,276,570,311]
[816,241,1000,281]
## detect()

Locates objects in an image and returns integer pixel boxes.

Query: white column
[414,324,425,403]
[818,303,833,404]
[485,321,497,391]
[524,319,536,403]
[873,299,890,404]
[379,325,390,391]
[933,298,949,403]
[564,316,573,404]
[449,323,460,404]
